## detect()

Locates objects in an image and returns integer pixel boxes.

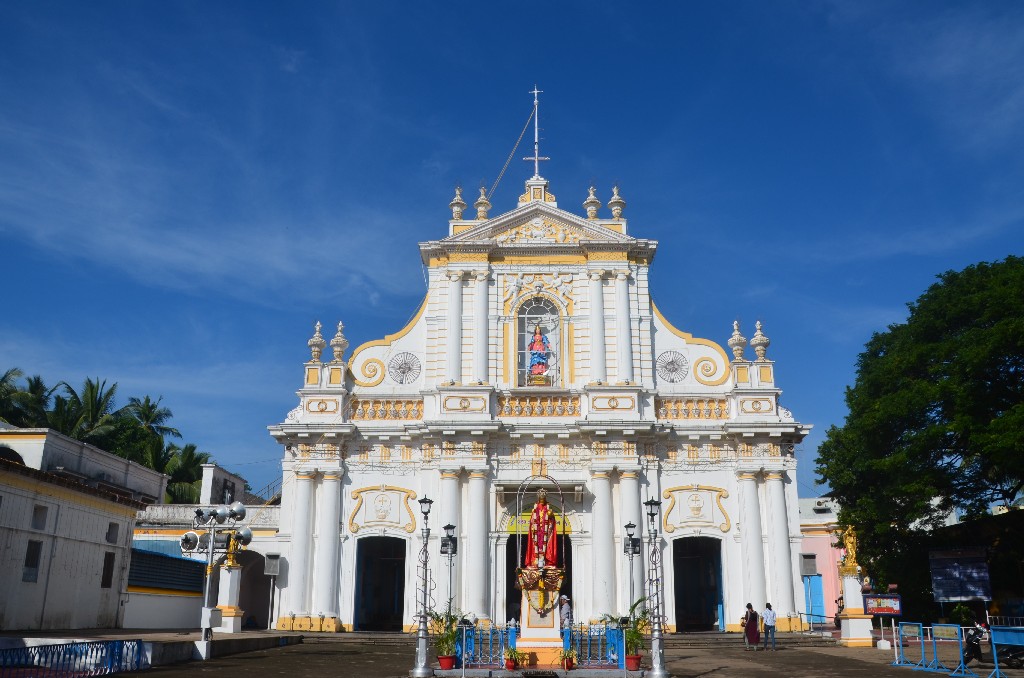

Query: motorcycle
[1002,646,1024,669]
[962,623,987,665]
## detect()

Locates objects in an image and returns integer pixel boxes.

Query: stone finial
[474,186,491,220]
[449,186,467,220]
[330,321,349,363]
[583,185,602,219]
[727,320,747,361]
[607,185,626,219]
[749,320,771,361]
[307,321,326,362]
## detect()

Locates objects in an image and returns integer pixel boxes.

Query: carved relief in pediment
[495,217,585,244]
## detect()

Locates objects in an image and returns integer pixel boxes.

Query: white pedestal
[838,573,874,647]
[215,564,244,633]
[516,590,563,666]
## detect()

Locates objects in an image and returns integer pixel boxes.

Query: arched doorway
[236,550,272,629]
[354,536,406,631]
[672,537,723,631]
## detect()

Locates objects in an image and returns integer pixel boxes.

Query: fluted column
[591,471,615,614]
[286,470,316,619]
[614,271,634,383]
[737,471,767,611]
[765,471,796,615]
[465,471,489,618]
[473,272,489,383]
[446,271,464,383]
[440,469,462,608]
[619,471,644,606]
[313,472,342,622]
[589,271,607,383]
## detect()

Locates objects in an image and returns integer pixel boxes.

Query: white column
[286,470,316,620]
[765,471,796,616]
[614,271,634,383]
[737,471,767,611]
[440,469,461,608]
[589,271,607,383]
[591,471,615,614]
[473,272,489,383]
[619,471,644,606]
[465,470,489,618]
[216,561,244,633]
[446,271,464,383]
[313,471,342,625]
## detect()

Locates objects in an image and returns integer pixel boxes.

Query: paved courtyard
[141,635,1022,678]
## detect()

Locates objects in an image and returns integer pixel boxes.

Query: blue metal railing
[455,626,513,667]
[0,640,147,677]
[564,624,623,668]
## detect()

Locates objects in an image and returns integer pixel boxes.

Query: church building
[268,131,811,633]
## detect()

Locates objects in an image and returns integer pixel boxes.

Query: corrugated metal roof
[128,548,204,592]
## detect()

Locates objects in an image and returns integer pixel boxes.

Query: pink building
[798,497,844,626]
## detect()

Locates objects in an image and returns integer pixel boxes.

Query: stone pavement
[140,634,1023,678]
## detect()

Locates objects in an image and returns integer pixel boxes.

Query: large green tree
[817,256,1024,592]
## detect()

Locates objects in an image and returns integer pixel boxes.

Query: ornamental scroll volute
[662,485,731,533]
[348,485,418,534]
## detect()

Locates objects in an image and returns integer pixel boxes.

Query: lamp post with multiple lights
[643,499,669,678]
[179,502,252,657]
[411,496,434,678]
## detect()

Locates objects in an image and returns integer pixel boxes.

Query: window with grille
[517,297,559,387]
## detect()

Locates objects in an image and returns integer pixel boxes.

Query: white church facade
[267,162,812,634]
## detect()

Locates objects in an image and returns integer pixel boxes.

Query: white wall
[123,592,202,629]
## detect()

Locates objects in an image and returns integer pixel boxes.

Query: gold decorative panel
[305,399,339,414]
[655,398,729,419]
[348,398,423,420]
[443,396,487,412]
[591,395,635,411]
[348,485,418,534]
[497,395,579,417]
[739,398,774,414]
[662,485,731,533]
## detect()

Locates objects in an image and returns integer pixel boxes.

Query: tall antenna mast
[523,85,549,178]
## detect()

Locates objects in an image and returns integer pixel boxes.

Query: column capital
[764,471,785,481]
[468,470,488,480]
[736,470,759,481]
[446,269,464,282]
[589,269,606,281]
[473,270,490,282]
[615,270,631,281]
[440,469,462,479]
[322,471,343,481]
[591,470,611,480]
[619,470,639,479]
[295,470,318,481]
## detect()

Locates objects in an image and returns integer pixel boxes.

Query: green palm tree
[126,395,181,441]
[12,375,59,428]
[59,377,122,445]
[0,367,24,425]
[165,442,212,503]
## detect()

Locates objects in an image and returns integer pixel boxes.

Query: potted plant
[557,647,577,670]
[623,598,649,671]
[428,605,462,670]
[504,647,525,670]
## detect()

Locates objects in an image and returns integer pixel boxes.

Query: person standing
[559,595,573,629]
[742,603,760,651]
[762,603,777,651]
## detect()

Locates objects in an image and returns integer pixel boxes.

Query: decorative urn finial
[330,321,349,363]
[608,185,626,219]
[449,186,467,220]
[474,186,491,220]
[307,321,326,362]
[583,185,602,219]
[727,320,747,361]
[749,320,771,361]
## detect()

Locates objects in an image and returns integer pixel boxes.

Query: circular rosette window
[388,352,421,384]
[656,350,689,383]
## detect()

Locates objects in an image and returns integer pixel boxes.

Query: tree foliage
[0,369,214,504]
[817,255,1024,588]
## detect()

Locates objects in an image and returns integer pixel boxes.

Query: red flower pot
[561,658,574,670]
[625,654,642,671]
[505,658,516,670]
[438,655,456,670]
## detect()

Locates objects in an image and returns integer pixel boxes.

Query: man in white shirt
[762,603,777,651]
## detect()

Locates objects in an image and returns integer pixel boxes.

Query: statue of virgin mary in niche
[528,325,550,376]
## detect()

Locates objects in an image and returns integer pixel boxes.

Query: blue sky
[2,2,1022,496]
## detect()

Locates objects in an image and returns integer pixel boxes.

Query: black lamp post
[643,499,668,678]
[412,496,433,678]
[442,523,457,612]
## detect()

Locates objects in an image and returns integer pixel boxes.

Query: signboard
[929,550,991,602]
[864,594,902,617]
[932,624,961,640]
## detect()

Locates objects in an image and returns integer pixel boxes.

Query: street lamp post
[180,502,251,660]
[643,499,668,678]
[623,521,640,605]
[442,523,457,612]
[411,496,434,678]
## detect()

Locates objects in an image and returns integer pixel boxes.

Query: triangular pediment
[443,202,635,246]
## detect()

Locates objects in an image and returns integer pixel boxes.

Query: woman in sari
[742,603,760,650]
